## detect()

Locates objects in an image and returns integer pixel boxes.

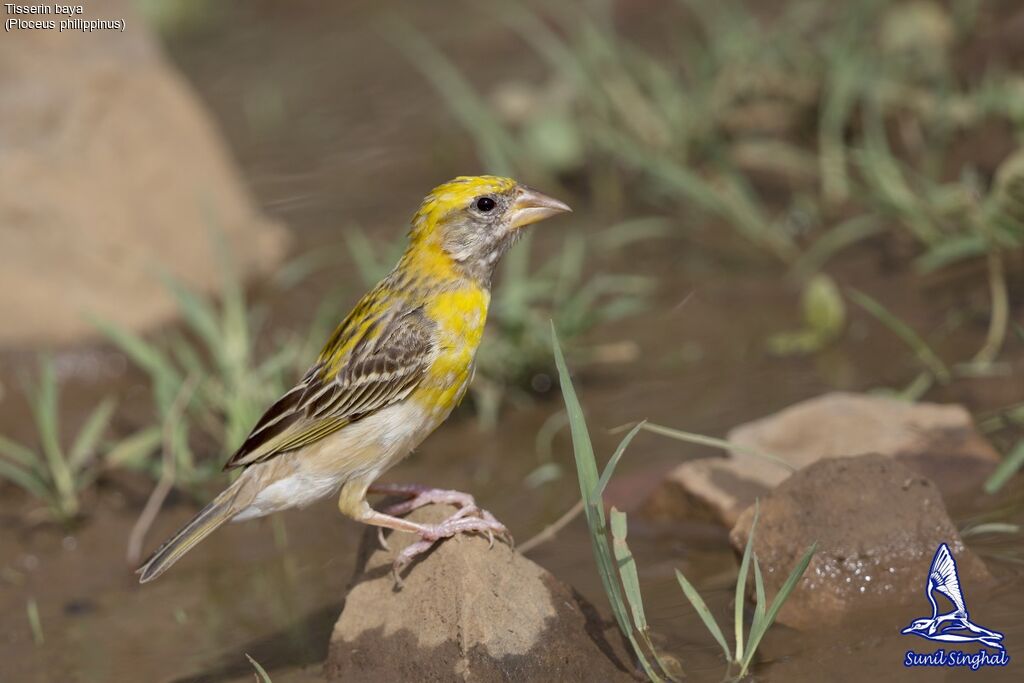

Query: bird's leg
[368,482,488,519]
[368,481,512,551]
[367,483,481,551]
[340,479,511,585]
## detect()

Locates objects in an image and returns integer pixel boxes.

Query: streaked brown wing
[223,306,435,470]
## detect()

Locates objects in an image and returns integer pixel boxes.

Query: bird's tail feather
[136,478,248,583]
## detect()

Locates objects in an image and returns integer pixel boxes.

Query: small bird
[137,176,571,584]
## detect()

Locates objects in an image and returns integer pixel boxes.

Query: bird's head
[407,175,571,284]
[902,618,932,635]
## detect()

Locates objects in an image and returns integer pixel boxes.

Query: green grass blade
[552,325,601,522]
[28,359,61,470]
[610,508,647,632]
[69,398,116,472]
[27,359,76,511]
[594,421,645,499]
[386,18,515,175]
[818,62,858,204]
[271,247,338,291]
[638,422,796,472]
[612,508,679,681]
[914,235,988,273]
[552,326,666,682]
[741,542,817,677]
[791,214,884,278]
[209,227,252,383]
[734,504,759,663]
[0,435,40,470]
[89,315,177,383]
[0,459,49,501]
[245,653,273,682]
[848,288,951,383]
[899,371,934,401]
[499,2,588,89]
[984,439,1024,494]
[161,274,221,353]
[960,522,1020,538]
[104,427,162,470]
[169,333,207,379]
[593,127,797,263]
[674,568,730,661]
[26,598,43,646]
[752,553,767,630]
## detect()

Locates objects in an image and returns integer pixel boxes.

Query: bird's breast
[413,284,490,417]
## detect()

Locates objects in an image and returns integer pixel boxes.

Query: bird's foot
[369,483,511,549]
[390,510,511,585]
[371,483,479,517]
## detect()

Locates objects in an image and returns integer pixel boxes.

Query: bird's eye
[475,196,496,213]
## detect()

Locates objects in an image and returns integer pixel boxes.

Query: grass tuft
[399,0,1022,400]
[675,503,817,679]
[555,329,816,681]
[90,248,313,494]
[0,357,126,523]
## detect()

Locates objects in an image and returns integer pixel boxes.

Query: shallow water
[2,2,1023,681]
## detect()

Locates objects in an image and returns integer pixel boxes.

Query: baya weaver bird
[138,176,571,584]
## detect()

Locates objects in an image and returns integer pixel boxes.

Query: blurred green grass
[395,0,1024,485]
[396,0,1023,272]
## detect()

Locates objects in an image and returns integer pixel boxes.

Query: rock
[325,504,636,682]
[0,0,289,347]
[729,454,991,630]
[642,392,998,527]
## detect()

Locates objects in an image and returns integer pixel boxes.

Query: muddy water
[2,2,1024,682]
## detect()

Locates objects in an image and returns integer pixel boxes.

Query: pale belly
[232,398,447,521]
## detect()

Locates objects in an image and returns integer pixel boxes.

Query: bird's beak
[509,186,572,229]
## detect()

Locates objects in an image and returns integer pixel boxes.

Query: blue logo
[902,543,1009,669]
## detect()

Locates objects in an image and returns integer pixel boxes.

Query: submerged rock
[729,454,990,630]
[0,0,288,346]
[325,504,636,682]
[643,392,998,527]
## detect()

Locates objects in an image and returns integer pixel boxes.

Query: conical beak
[509,186,572,229]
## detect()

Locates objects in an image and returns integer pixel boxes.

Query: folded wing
[223,305,434,469]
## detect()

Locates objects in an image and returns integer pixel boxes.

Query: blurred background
[1,0,1022,681]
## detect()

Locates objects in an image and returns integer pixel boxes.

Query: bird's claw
[389,511,511,586]
[371,484,512,586]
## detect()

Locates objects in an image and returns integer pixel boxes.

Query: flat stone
[324,504,637,682]
[0,0,289,346]
[729,454,991,630]
[642,392,999,527]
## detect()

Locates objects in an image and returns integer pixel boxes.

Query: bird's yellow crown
[408,175,518,241]
[398,175,570,287]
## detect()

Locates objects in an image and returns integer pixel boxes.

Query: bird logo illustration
[901,543,1004,650]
